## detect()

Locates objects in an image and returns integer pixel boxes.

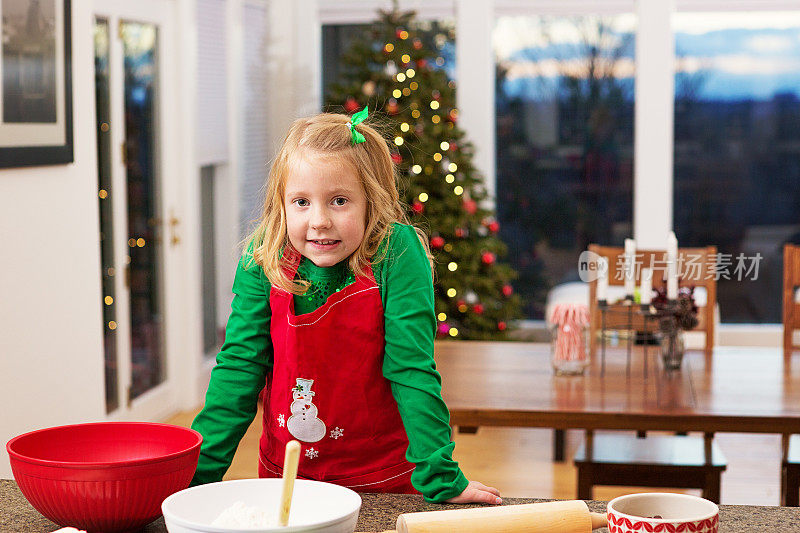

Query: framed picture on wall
[0,0,73,168]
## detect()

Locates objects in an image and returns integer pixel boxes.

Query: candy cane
[549,304,589,362]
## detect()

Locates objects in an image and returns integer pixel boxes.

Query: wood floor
[164,409,782,506]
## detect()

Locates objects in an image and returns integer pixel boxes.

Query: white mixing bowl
[162,478,362,533]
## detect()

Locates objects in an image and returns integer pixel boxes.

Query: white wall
[0,1,105,478]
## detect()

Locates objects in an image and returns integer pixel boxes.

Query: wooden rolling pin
[378,500,607,533]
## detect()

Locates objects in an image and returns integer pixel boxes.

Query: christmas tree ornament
[391,152,402,164]
[344,97,359,113]
[413,38,423,50]
[489,221,500,233]
[502,284,514,297]
[454,227,465,238]
[438,323,450,335]
[477,226,488,236]
[411,200,424,214]
[463,199,477,215]
[362,80,376,96]
[384,60,398,77]
[416,58,428,69]
[481,251,496,265]
[430,236,445,249]
[386,99,399,115]
[465,291,478,304]
[497,321,507,331]
[473,304,484,315]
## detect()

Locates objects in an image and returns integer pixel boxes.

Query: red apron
[258,249,416,493]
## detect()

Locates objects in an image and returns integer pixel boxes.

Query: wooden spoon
[278,440,301,527]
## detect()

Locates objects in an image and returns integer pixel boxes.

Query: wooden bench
[573,432,727,503]
[781,434,800,506]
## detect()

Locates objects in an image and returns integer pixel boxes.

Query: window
[494,15,636,319]
[673,12,800,323]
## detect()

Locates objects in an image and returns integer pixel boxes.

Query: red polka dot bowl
[607,493,719,533]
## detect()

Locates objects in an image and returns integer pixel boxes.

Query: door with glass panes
[93,0,182,419]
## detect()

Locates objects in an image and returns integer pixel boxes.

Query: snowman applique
[286,378,326,443]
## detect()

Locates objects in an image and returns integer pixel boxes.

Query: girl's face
[284,152,367,267]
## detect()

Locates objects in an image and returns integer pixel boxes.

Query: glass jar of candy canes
[548,303,590,375]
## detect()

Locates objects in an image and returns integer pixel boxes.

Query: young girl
[191,109,501,504]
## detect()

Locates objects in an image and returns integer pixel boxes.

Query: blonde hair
[244,112,432,294]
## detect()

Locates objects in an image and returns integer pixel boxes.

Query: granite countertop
[3,479,799,532]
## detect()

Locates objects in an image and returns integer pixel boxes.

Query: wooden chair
[588,244,718,358]
[784,244,800,359]
[574,432,727,503]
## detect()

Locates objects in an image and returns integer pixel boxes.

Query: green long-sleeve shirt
[191,223,468,502]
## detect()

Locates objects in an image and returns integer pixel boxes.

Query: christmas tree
[324,7,522,339]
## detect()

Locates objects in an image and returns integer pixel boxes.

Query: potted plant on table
[651,286,699,370]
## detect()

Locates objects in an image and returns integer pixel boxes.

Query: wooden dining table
[435,341,800,461]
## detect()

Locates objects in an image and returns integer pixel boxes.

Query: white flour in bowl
[211,501,276,528]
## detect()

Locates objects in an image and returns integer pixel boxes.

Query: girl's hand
[445,480,502,505]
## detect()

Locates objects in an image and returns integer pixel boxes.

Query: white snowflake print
[330,427,344,440]
[277,414,285,428]
[305,447,319,460]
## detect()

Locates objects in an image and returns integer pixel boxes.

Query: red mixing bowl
[7,422,202,533]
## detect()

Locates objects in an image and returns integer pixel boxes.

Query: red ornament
[412,201,424,214]
[498,321,507,331]
[449,142,457,151]
[448,110,458,123]
[481,251,496,265]
[454,227,465,238]
[438,323,450,335]
[386,99,399,115]
[502,284,513,297]
[416,59,428,69]
[473,303,484,315]
[395,29,404,39]
[413,39,423,50]
[344,97,359,113]
[488,221,500,233]
[457,300,466,308]
[391,152,402,164]
[463,199,477,215]
[431,236,445,249]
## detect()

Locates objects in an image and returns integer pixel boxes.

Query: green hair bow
[348,106,368,145]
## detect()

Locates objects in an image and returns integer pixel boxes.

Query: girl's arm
[378,224,501,504]
[190,255,273,485]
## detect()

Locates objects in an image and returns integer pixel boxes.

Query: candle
[667,231,678,300]
[597,257,608,302]
[640,268,653,305]
[624,238,636,297]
